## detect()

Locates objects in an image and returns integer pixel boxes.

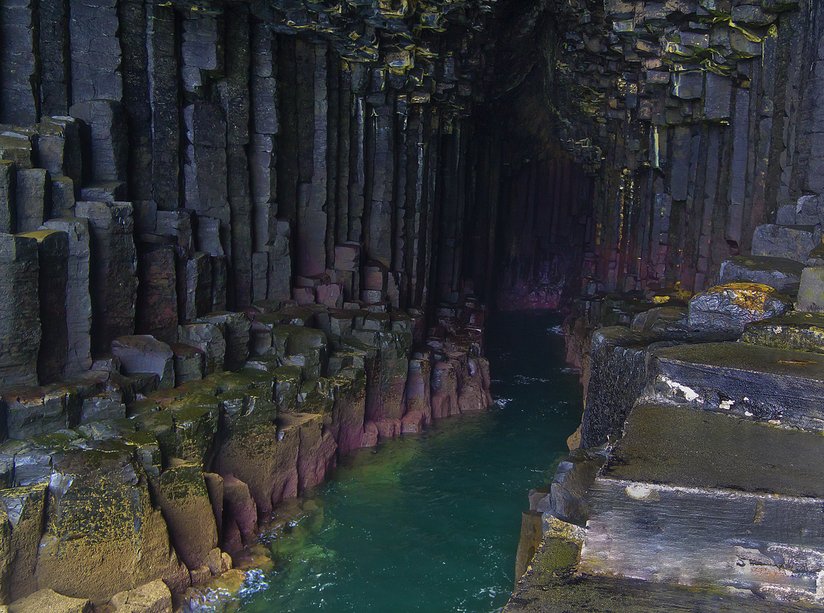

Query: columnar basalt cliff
[0,0,823,609]
[478,0,824,308]
[502,1,824,610]
[0,1,501,609]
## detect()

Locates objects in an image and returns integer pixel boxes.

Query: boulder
[112,335,175,389]
[718,255,804,295]
[797,267,824,312]
[109,579,172,613]
[687,283,792,336]
[8,589,91,613]
[153,462,219,571]
[34,442,189,603]
[751,224,821,263]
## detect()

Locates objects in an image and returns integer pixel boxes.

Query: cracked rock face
[0,0,820,608]
[687,282,793,335]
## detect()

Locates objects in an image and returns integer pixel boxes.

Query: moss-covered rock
[273,366,302,412]
[295,413,337,491]
[213,414,291,517]
[109,579,172,613]
[34,442,189,603]
[330,367,367,455]
[8,588,91,613]
[0,483,46,601]
[131,383,220,467]
[153,462,219,571]
[742,311,824,354]
[687,282,792,336]
[298,378,335,416]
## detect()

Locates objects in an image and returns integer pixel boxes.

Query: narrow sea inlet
[235,312,582,612]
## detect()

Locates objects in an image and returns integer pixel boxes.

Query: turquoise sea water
[237,311,582,613]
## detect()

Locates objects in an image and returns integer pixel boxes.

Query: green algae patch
[743,312,824,354]
[606,403,824,498]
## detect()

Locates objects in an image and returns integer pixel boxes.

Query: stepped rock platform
[648,342,824,431]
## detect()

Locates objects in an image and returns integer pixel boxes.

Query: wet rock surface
[0,0,820,607]
[687,283,792,336]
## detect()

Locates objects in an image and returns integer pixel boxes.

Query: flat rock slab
[506,539,814,612]
[743,312,824,354]
[608,404,824,498]
[648,342,824,431]
[752,224,822,263]
[718,255,804,295]
[8,588,91,613]
[580,476,824,603]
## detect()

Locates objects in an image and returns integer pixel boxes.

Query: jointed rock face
[0,0,821,609]
[0,0,503,607]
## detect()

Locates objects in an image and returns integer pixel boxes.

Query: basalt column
[0,0,502,607]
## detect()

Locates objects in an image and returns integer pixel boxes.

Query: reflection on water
[237,312,582,613]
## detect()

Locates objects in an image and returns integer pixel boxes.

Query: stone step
[511,552,815,612]
[752,224,821,263]
[578,404,824,604]
[743,312,824,354]
[718,255,804,295]
[507,517,816,612]
[606,403,824,498]
[797,266,824,312]
[648,341,824,431]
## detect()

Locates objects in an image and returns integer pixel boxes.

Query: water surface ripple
[238,312,582,613]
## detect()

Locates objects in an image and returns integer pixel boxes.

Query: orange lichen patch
[705,282,784,313]
[17,229,61,243]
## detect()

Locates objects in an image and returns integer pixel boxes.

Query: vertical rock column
[146,2,179,211]
[221,7,253,308]
[119,0,152,201]
[70,100,128,190]
[18,229,69,384]
[68,0,122,105]
[39,0,71,116]
[295,42,328,278]
[0,0,39,125]
[14,169,48,232]
[250,22,279,302]
[183,103,228,254]
[136,245,178,344]
[0,234,41,387]
[42,218,92,375]
[0,162,14,233]
[76,201,137,356]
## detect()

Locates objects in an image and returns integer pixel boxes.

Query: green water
[237,311,582,613]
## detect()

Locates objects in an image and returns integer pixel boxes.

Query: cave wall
[0,1,504,606]
[0,0,496,384]
[480,0,824,304]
